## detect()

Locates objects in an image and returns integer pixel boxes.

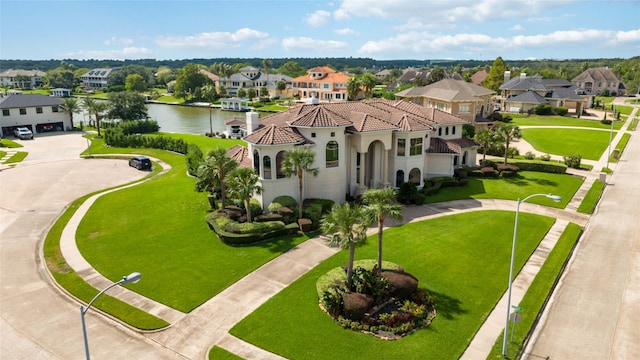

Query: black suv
[128,156,152,170]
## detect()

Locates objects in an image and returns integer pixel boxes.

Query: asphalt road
[0,133,184,359]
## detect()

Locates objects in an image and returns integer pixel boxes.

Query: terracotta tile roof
[243,124,309,145]
[245,99,470,145]
[226,145,252,167]
[426,137,477,154]
[224,117,245,125]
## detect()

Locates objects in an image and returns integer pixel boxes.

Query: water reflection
[75,102,248,135]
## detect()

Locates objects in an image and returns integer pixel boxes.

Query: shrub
[555,107,569,116]
[321,284,345,317]
[268,195,297,213]
[185,143,203,176]
[205,212,299,245]
[343,292,373,321]
[534,105,554,115]
[524,151,535,160]
[303,203,323,226]
[509,160,567,174]
[600,119,612,125]
[564,154,582,169]
[501,170,517,178]
[396,182,419,204]
[539,154,551,161]
[351,267,392,303]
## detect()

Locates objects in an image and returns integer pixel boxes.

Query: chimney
[520,73,527,79]
[246,111,260,135]
[504,71,511,82]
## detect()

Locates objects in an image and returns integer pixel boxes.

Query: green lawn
[424,171,583,208]
[521,128,614,160]
[4,151,28,163]
[230,211,556,360]
[510,115,624,130]
[611,133,631,163]
[577,180,605,214]
[0,138,24,148]
[208,346,244,360]
[487,222,583,359]
[76,145,309,312]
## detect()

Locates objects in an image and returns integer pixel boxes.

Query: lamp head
[547,194,562,202]
[121,272,141,285]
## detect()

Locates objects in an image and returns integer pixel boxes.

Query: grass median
[521,128,613,160]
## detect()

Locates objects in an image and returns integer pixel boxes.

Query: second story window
[397,138,406,156]
[19,108,27,115]
[326,141,339,168]
[36,107,43,114]
[410,137,423,156]
[2,109,9,116]
[52,106,59,113]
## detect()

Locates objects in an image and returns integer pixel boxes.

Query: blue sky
[1,0,639,61]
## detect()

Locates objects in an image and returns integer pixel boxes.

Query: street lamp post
[502,194,561,358]
[80,272,141,360]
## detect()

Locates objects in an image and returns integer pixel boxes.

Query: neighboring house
[571,67,626,96]
[499,73,588,114]
[395,79,495,128]
[470,69,488,86]
[0,93,68,137]
[290,66,350,102]
[375,69,392,80]
[228,98,477,209]
[388,67,462,90]
[0,69,46,88]
[51,88,72,97]
[80,68,114,90]
[217,66,292,98]
[198,69,220,89]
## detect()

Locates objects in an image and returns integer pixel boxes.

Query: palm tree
[60,97,79,129]
[82,98,107,137]
[226,167,262,223]
[201,84,216,135]
[281,148,319,219]
[347,76,362,101]
[203,147,238,209]
[360,73,377,99]
[361,188,403,271]
[495,123,521,164]
[474,128,496,165]
[321,202,371,291]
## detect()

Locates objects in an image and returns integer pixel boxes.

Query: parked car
[14,127,33,140]
[128,156,152,170]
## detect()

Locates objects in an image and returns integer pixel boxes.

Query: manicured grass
[230,211,556,359]
[630,117,639,131]
[610,133,631,163]
[0,150,5,158]
[44,191,169,330]
[155,94,184,104]
[208,346,244,360]
[614,105,634,115]
[424,171,583,208]
[577,180,605,214]
[487,222,583,359]
[4,151,28,163]
[75,146,309,312]
[0,138,24,148]
[521,128,614,160]
[155,132,245,154]
[510,115,624,130]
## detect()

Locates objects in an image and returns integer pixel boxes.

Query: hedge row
[205,213,299,245]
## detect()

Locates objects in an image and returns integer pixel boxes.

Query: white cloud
[510,24,524,31]
[65,47,152,60]
[282,37,349,52]
[335,28,358,35]
[104,37,134,46]
[305,10,331,27]
[333,8,349,20]
[155,28,270,50]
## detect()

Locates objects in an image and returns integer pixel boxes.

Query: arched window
[462,151,468,165]
[438,127,442,136]
[452,126,456,135]
[453,155,459,166]
[253,150,260,174]
[276,151,286,179]
[409,168,421,185]
[445,127,449,136]
[326,141,339,167]
[263,156,272,179]
[395,170,404,187]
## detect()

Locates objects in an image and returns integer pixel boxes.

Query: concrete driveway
[0,133,184,359]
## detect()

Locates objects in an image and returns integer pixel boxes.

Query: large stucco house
[395,79,495,129]
[0,69,46,89]
[217,66,292,98]
[0,93,68,137]
[498,73,588,114]
[228,98,477,209]
[571,67,626,96]
[290,66,350,102]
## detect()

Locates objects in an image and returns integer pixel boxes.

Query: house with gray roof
[81,68,114,90]
[0,93,68,137]
[218,66,292,98]
[226,98,477,209]
[499,73,588,114]
[395,79,495,128]
[571,67,626,96]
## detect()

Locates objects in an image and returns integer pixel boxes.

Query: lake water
[76,102,250,135]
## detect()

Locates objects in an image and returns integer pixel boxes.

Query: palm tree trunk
[297,167,303,219]
[220,171,227,208]
[377,217,384,271]
[504,139,509,164]
[245,197,252,222]
[96,114,101,137]
[347,244,355,291]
